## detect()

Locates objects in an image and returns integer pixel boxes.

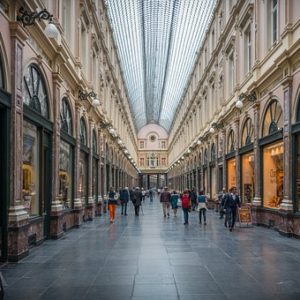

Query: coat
[224,193,241,210]
[132,190,142,206]
[120,189,129,203]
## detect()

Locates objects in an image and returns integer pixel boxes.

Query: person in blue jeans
[197,190,208,225]
[181,189,190,225]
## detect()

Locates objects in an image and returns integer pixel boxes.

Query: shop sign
[238,205,252,226]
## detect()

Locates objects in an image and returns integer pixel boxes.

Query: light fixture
[210,122,224,133]
[235,91,257,110]
[197,140,201,145]
[17,7,59,39]
[79,90,101,107]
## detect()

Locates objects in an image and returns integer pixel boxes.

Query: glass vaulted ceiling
[106,0,216,132]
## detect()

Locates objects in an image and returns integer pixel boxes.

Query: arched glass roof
[106,0,216,132]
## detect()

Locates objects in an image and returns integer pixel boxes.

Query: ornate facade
[168,0,300,237]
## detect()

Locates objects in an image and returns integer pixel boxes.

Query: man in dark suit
[223,186,241,231]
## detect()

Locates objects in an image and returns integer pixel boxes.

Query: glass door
[42,131,52,239]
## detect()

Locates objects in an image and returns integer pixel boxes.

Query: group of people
[159,186,241,231]
[107,186,154,223]
[106,185,241,231]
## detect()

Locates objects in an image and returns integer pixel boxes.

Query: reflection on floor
[1,196,300,300]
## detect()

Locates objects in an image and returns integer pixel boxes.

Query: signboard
[238,205,252,227]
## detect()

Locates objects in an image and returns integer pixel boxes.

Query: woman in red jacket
[181,189,191,225]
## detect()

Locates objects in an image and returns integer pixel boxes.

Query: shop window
[59,140,73,209]
[227,157,236,189]
[60,97,72,135]
[78,152,88,200]
[80,117,87,145]
[23,64,49,118]
[22,120,40,215]
[227,129,235,152]
[263,141,284,208]
[241,152,254,203]
[241,118,253,146]
[262,100,283,137]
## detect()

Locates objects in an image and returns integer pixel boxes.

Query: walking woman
[170,190,179,217]
[197,190,208,225]
[181,189,191,225]
[108,187,118,223]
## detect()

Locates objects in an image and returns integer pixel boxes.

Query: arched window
[0,52,4,89]
[211,143,216,161]
[241,118,253,146]
[228,130,235,152]
[198,153,202,166]
[80,117,87,145]
[262,100,283,137]
[93,129,97,154]
[60,97,72,135]
[204,149,208,165]
[23,64,49,118]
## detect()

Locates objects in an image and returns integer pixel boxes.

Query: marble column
[252,103,262,206]
[49,72,64,239]
[280,77,293,212]
[7,22,29,261]
[234,118,241,194]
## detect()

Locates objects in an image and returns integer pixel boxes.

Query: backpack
[181,194,190,209]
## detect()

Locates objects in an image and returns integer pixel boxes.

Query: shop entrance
[0,103,9,261]
[42,132,52,239]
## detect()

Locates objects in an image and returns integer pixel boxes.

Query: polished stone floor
[1,197,300,300]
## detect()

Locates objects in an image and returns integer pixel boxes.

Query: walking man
[160,186,171,218]
[223,186,241,231]
[120,187,130,215]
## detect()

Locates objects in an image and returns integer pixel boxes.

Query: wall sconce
[209,122,224,133]
[17,7,59,38]
[79,90,101,107]
[235,91,257,109]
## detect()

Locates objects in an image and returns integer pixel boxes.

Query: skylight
[106,0,216,132]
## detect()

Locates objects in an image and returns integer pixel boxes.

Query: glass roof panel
[106,0,216,132]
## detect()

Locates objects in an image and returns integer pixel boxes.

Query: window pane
[23,120,40,215]
[241,152,255,203]
[227,158,236,190]
[59,140,73,209]
[263,141,284,208]
[78,152,88,202]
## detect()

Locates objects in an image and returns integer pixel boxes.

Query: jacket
[160,191,171,203]
[181,194,190,209]
[224,193,241,209]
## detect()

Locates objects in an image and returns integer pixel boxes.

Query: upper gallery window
[62,0,72,42]
[228,129,235,153]
[93,129,97,154]
[80,117,87,146]
[262,100,283,137]
[161,141,166,149]
[228,52,235,94]
[23,64,49,119]
[211,143,216,161]
[244,25,252,74]
[267,0,279,47]
[241,118,253,146]
[60,97,72,135]
[140,141,144,149]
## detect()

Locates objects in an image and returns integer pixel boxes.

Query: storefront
[203,149,208,194]
[226,129,236,190]
[22,64,53,239]
[92,130,99,201]
[210,143,217,200]
[260,100,284,209]
[59,97,75,209]
[293,98,300,212]
[79,117,89,205]
[0,52,9,261]
[240,118,254,203]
